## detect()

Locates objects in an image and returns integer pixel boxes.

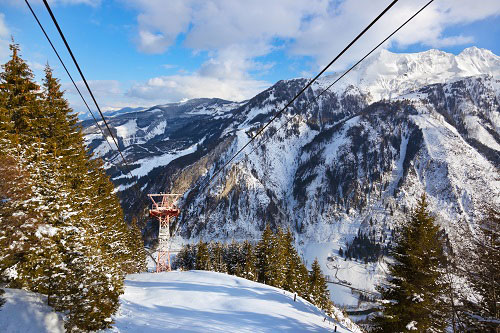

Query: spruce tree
[372,194,448,332]
[127,218,148,273]
[0,150,35,287]
[272,226,287,288]
[210,242,227,273]
[225,240,243,275]
[175,244,196,270]
[309,258,332,315]
[0,43,146,331]
[282,229,309,297]
[256,224,275,285]
[195,240,211,270]
[241,240,257,281]
[0,42,39,137]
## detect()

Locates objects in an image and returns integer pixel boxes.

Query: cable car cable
[41,0,130,174]
[208,0,399,183]
[245,0,435,159]
[24,0,115,156]
[26,0,152,209]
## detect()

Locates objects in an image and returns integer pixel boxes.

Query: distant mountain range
[82,47,499,275]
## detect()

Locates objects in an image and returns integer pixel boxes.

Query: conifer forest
[0,43,146,331]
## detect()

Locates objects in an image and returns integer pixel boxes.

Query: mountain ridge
[82,47,499,293]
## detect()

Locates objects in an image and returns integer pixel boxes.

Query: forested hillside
[0,43,146,331]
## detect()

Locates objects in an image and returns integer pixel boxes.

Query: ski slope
[110,270,361,333]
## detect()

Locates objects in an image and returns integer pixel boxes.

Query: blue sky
[1,0,499,115]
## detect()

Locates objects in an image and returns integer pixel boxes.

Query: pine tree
[175,244,196,270]
[0,149,36,287]
[0,43,146,331]
[282,229,308,297]
[241,240,257,281]
[372,194,448,332]
[0,288,4,308]
[309,258,332,315]
[271,226,287,288]
[126,218,148,273]
[210,242,227,273]
[0,41,39,137]
[225,240,243,275]
[195,239,211,270]
[256,224,275,285]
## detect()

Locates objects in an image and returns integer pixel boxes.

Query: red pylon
[148,193,181,272]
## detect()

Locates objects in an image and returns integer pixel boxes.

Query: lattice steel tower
[148,193,181,272]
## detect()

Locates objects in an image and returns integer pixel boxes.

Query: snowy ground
[109,270,361,333]
[0,288,65,333]
[0,271,362,332]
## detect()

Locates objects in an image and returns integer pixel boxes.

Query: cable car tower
[148,193,181,272]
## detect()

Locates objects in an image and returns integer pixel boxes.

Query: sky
[1,0,500,116]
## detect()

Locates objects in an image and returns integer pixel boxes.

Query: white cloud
[27,60,46,71]
[161,64,177,70]
[107,0,500,107]
[126,0,192,53]
[0,13,10,62]
[125,0,500,74]
[63,80,126,113]
[290,0,500,70]
[0,13,9,38]
[127,74,269,103]
[62,75,268,114]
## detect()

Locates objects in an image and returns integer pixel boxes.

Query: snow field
[0,288,65,333]
[0,271,361,332]
[110,270,361,332]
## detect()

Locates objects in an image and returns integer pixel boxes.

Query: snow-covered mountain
[82,47,500,295]
[321,46,500,101]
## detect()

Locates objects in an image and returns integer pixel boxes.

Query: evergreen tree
[0,288,4,309]
[0,43,146,331]
[85,159,146,275]
[271,226,287,288]
[241,240,257,281]
[126,218,148,273]
[0,42,39,137]
[308,258,332,315]
[225,240,243,276]
[175,244,196,270]
[282,229,309,297]
[372,194,448,332]
[0,150,35,288]
[195,240,211,270]
[256,224,275,285]
[210,242,227,273]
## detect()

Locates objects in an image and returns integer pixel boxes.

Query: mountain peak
[317,46,500,101]
[459,46,495,57]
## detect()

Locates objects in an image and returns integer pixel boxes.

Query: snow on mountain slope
[109,271,361,333]
[0,288,65,333]
[82,47,500,313]
[318,47,500,101]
